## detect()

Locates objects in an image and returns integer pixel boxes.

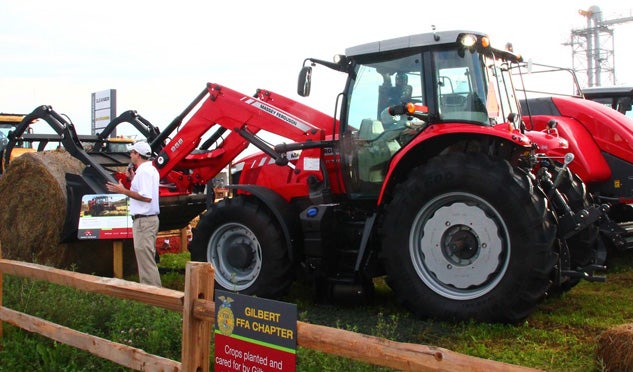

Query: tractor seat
[358,119,384,140]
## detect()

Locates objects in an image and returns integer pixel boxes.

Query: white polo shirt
[129,161,160,216]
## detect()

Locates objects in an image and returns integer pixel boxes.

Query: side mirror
[297,66,312,97]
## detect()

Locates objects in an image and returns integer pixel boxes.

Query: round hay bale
[597,323,633,371]
[0,149,80,263]
[0,150,137,276]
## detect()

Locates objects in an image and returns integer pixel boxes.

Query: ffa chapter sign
[215,290,297,372]
[77,194,132,239]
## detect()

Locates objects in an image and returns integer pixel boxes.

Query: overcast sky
[2,0,633,136]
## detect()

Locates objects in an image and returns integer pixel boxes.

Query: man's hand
[106,180,127,195]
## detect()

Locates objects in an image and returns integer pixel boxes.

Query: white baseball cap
[131,141,152,158]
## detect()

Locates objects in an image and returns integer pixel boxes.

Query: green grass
[1,250,632,371]
[158,251,190,270]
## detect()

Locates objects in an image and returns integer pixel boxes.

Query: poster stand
[113,240,124,279]
[77,194,132,279]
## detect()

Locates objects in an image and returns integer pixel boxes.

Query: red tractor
[582,85,633,118]
[513,63,633,255]
[87,195,116,216]
[4,31,605,323]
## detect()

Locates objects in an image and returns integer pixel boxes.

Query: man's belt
[132,214,158,221]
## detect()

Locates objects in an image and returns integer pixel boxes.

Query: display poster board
[215,290,297,372]
[77,193,132,239]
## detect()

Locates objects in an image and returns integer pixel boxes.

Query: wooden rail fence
[0,244,540,371]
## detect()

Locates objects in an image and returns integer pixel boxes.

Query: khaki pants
[132,216,162,287]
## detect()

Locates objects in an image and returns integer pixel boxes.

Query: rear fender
[225,185,301,262]
[378,124,533,204]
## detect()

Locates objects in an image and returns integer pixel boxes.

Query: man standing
[106,141,161,287]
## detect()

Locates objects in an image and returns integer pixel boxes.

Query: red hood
[551,96,633,164]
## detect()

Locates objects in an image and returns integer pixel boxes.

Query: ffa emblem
[217,295,235,336]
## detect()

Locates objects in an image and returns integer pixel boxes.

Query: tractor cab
[582,86,633,119]
[0,129,8,151]
[1,114,26,153]
[0,113,35,168]
[299,31,524,198]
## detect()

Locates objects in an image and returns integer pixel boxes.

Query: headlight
[460,34,478,47]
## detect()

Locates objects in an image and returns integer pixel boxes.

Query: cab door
[340,53,425,198]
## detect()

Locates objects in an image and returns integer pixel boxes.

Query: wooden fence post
[113,240,124,279]
[180,226,189,253]
[181,261,214,372]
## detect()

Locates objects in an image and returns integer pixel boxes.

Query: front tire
[382,153,557,323]
[189,196,293,298]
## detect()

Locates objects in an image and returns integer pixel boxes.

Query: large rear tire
[382,153,557,323]
[189,195,293,298]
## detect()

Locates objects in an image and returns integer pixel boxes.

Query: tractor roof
[0,113,25,125]
[107,136,135,143]
[345,30,485,57]
[582,86,633,99]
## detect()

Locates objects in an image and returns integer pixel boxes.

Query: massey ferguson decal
[241,98,312,133]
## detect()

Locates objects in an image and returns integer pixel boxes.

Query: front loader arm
[153,83,332,193]
[93,110,161,151]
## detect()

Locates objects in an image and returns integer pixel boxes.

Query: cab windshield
[434,49,489,124]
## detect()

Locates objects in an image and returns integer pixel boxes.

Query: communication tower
[567,5,633,87]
